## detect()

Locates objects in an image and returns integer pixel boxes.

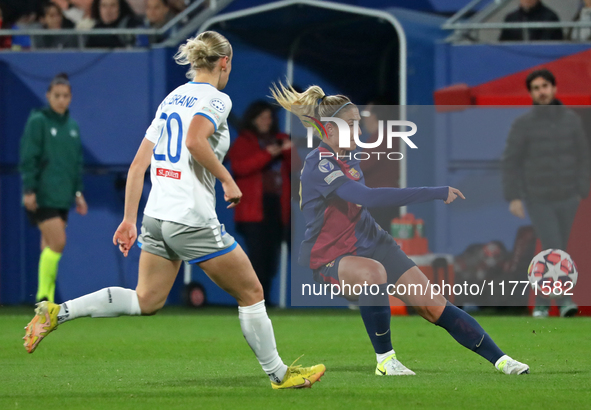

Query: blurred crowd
[500,0,591,42]
[2,0,591,50]
[0,0,205,49]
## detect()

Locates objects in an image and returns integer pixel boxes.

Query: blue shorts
[312,234,416,287]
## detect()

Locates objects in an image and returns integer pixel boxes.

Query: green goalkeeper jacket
[19,107,84,209]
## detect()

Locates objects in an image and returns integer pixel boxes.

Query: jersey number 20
[153,112,183,163]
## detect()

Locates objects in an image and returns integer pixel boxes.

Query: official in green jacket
[19,73,88,303]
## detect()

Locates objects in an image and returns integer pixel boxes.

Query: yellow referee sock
[36,247,62,303]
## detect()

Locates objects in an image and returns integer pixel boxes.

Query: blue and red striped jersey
[299,142,385,269]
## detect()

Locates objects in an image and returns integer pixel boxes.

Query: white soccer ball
[527,249,578,299]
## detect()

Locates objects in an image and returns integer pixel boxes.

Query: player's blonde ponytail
[270,82,353,131]
[175,31,232,79]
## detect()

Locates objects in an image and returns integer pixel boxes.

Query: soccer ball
[527,249,578,299]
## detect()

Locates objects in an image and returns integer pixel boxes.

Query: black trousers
[526,196,580,307]
[236,194,283,304]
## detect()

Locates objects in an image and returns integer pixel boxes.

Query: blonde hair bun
[184,39,212,66]
[175,31,232,79]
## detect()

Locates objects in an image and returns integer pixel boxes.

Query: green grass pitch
[1,307,590,409]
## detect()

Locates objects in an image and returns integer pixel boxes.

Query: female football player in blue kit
[272,83,530,376]
[23,32,325,390]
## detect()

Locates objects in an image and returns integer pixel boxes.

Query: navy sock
[358,283,392,354]
[435,301,504,364]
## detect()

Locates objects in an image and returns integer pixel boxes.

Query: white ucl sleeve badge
[209,98,226,112]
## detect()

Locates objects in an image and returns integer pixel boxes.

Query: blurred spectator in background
[86,0,141,48]
[499,0,563,42]
[168,0,188,14]
[52,0,96,30]
[569,0,591,41]
[127,0,145,16]
[156,0,205,15]
[1,0,36,25]
[0,2,12,49]
[145,0,175,43]
[228,101,292,305]
[33,2,78,49]
[10,7,40,50]
[19,73,88,303]
[501,69,590,318]
[360,99,401,232]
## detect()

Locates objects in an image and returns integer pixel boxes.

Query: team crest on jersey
[209,98,226,112]
[50,128,57,136]
[348,167,360,179]
[325,260,335,268]
[70,129,78,137]
[318,159,334,173]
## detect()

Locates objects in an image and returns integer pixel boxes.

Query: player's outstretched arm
[186,115,242,208]
[334,180,464,207]
[113,138,154,257]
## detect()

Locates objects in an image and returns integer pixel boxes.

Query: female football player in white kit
[23,31,325,390]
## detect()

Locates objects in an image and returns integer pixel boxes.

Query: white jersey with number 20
[143,82,232,227]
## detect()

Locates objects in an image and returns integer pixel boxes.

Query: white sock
[377,349,396,364]
[238,300,288,383]
[57,287,141,324]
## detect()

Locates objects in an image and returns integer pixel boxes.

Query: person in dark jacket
[144,0,176,44]
[19,73,88,303]
[86,0,141,48]
[33,2,78,49]
[501,69,591,317]
[499,0,563,42]
[228,101,293,305]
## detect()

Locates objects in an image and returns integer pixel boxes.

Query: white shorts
[138,215,236,264]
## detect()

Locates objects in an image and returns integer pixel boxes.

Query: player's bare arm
[186,115,242,208]
[113,138,154,257]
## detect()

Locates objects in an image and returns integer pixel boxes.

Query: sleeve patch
[324,170,344,184]
[201,106,221,122]
[209,98,226,112]
[318,159,335,173]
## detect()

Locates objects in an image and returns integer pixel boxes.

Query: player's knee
[56,242,66,253]
[413,306,431,322]
[136,292,165,316]
[237,281,264,306]
[140,302,164,316]
[360,260,387,285]
[415,304,444,323]
[50,237,66,253]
